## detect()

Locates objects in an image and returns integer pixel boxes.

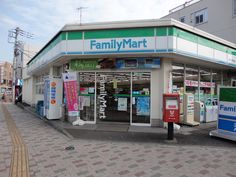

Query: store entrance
[96,73,131,123]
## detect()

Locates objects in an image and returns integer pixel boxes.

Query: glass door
[96,72,131,123]
[131,72,151,124]
[78,72,95,122]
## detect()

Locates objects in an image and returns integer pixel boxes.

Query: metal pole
[12,27,20,104]
[167,122,174,140]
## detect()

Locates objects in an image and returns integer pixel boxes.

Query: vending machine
[183,93,199,126]
[44,76,63,120]
[194,101,205,123]
[204,98,213,122]
[212,98,218,121]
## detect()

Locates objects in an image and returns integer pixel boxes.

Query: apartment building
[0,61,13,94]
[163,0,236,44]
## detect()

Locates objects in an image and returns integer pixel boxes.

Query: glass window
[195,8,208,25]
[185,65,199,101]
[180,16,185,23]
[200,68,211,103]
[172,63,184,94]
[172,64,184,115]
[132,72,150,124]
[212,70,222,100]
[223,71,231,86]
[78,72,95,122]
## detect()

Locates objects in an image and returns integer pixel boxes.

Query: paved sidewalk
[1,103,236,177]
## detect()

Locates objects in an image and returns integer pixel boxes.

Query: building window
[180,16,185,23]
[35,75,44,94]
[194,8,208,25]
[234,0,236,16]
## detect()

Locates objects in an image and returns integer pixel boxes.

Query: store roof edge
[27,18,236,65]
[62,18,236,49]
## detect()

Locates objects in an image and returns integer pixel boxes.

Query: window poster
[118,97,127,111]
[83,96,91,107]
[78,96,84,111]
[137,97,150,116]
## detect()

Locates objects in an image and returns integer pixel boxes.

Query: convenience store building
[25,19,236,126]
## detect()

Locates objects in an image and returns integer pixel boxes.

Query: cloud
[0,14,21,27]
[0,0,187,60]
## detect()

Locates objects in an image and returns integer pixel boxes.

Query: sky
[0,0,187,62]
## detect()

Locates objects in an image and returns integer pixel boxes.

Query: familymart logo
[90,38,148,51]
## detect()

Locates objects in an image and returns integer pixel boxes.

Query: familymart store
[26,19,236,127]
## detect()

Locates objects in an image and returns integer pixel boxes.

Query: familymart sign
[218,87,236,133]
[84,37,155,54]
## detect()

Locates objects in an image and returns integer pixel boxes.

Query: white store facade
[25,19,236,126]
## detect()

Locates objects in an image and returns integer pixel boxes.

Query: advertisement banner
[137,97,150,116]
[62,72,78,116]
[118,97,127,111]
[185,80,215,88]
[44,79,50,110]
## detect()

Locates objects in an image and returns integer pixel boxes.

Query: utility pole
[8,27,33,103]
[77,7,88,25]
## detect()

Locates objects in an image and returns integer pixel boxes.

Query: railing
[169,0,201,14]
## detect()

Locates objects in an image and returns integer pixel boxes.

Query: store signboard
[70,58,161,70]
[62,72,79,116]
[210,87,236,141]
[84,37,155,54]
[70,59,98,70]
[218,87,236,133]
[116,58,160,69]
[185,80,215,88]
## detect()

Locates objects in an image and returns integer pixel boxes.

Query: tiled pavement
[1,103,236,177]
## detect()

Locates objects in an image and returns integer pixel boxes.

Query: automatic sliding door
[96,73,131,123]
[78,72,95,122]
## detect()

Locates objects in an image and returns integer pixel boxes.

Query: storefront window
[200,68,211,103]
[96,72,131,123]
[223,71,231,86]
[172,63,184,116]
[132,72,150,124]
[185,65,199,101]
[78,72,95,122]
[212,70,222,98]
[172,63,184,94]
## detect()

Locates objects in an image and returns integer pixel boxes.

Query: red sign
[163,94,180,123]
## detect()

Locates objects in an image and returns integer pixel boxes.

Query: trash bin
[36,101,44,117]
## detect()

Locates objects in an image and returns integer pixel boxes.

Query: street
[0,103,236,177]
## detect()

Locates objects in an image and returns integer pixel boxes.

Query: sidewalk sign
[210,86,236,141]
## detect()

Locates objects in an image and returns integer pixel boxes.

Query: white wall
[22,67,34,106]
[151,58,172,126]
[163,0,236,44]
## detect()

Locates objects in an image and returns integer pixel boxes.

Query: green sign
[70,59,98,70]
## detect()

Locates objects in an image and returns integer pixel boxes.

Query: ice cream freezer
[44,76,63,120]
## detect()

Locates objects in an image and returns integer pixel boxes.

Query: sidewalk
[18,103,235,148]
[2,103,236,177]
